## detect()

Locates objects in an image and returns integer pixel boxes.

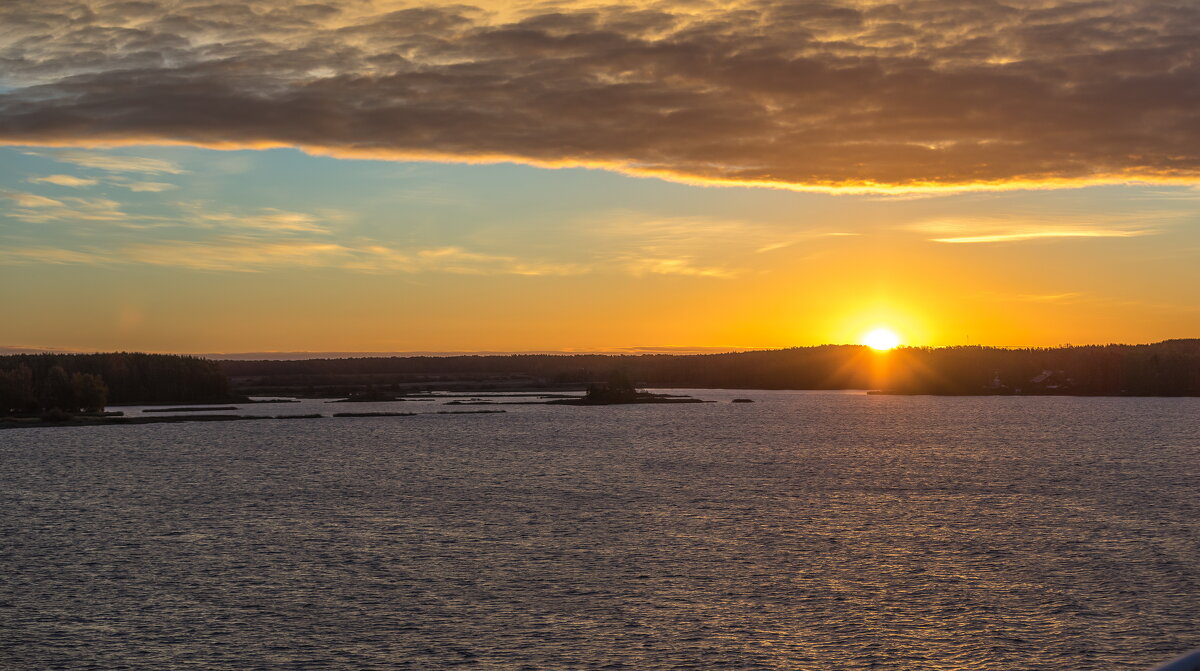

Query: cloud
[0,1,1197,190]
[622,256,739,279]
[756,232,858,253]
[585,213,849,275]
[0,187,591,274]
[127,240,587,275]
[33,151,185,174]
[119,239,350,271]
[120,180,178,192]
[0,246,111,265]
[180,205,332,234]
[912,216,1160,243]
[930,230,1149,243]
[344,245,587,276]
[28,174,98,187]
[0,233,587,276]
[3,190,135,224]
[8,192,65,208]
[2,191,342,238]
[26,171,177,191]
[587,215,774,277]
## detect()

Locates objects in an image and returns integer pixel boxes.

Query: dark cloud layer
[2,0,1199,189]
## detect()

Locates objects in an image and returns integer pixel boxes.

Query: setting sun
[863,328,902,350]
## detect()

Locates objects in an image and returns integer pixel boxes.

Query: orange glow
[862,328,902,350]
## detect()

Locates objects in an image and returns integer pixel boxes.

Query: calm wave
[3,391,1199,670]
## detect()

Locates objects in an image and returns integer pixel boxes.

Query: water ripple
[2,392,1199,669]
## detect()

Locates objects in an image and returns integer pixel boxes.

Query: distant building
[1028,369,1072,392]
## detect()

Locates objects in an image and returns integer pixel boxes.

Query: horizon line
[4,340,1198,360]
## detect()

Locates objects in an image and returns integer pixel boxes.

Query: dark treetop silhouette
[216,340,1200,397]
[5,340,1200,417]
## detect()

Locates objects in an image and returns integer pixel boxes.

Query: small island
[329,390,404,403]
[546,373,706,406]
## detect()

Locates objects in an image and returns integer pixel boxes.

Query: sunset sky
[2,0,1198,354]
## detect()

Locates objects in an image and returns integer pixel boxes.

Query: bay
[3,391,1199,670]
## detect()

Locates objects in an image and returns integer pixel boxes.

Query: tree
[73,373,108,412]
[40,366,77,412]
[0,365,36,414]
[584,370,640,403]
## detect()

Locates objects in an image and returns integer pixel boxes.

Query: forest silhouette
[4,341,1200,415]
[222,340,1200,397]
[0,352,229,413]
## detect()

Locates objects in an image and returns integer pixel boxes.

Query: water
[3,391,1199,670]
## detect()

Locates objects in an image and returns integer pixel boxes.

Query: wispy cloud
[8,192,64,208]
[588,213,832,277]
[1127,186,1200,201]
[345,245,586,276]
[118,240,589,275]
[0,234,587,277]
[623,256,739,279]
[932,230,1151,244]
[181,206,332,234]
[756,233,858,253]
[25,170,178,191]
[119,180,178,192]
[28,174,97,187]
[3,190,134,224]
[2,190,337,236]
[912,216,1160,244]
[584,213,851,276]
[119,239,349,272]
[0,246,111,265]
[1,1,1199,190]
[35,151,185,175]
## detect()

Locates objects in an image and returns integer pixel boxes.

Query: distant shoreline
[5,343,1200,418]
[0,410,505,431]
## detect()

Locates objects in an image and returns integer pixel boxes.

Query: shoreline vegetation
[3,342,1200,423]
[215,340,1200,398]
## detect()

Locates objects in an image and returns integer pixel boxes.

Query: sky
[2,0,1199,354]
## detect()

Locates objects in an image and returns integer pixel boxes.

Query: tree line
[6,341,1198,416]
[1,352,231,414]
[884,340,1200,395]
[0,365,107,414]
[219,345,874,391]
[219,340,1200,396]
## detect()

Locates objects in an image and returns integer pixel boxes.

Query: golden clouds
[1,1,1199,189]
[27,174,98,187]
[0,234,589,275]
[910,215,1163,243]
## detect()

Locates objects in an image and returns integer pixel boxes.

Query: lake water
[3,390,1199,670]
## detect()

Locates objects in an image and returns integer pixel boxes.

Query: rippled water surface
[3,391,1200,670]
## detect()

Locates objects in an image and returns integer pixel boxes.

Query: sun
[863,327,902,350]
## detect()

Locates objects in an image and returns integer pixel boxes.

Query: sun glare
[863,328,902,350]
